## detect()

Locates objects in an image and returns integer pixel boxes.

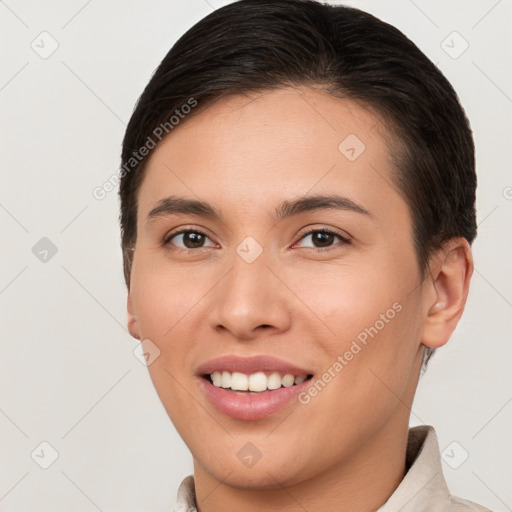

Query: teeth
[211,372,222,387]
[248,371,267,392]
[209,371,308,392]
[282,374,294,387]
[221,371,231,388]
[267,372,282,390]
[231,372,248,391]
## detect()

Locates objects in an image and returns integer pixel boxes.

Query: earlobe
[127,293,141,340]
[421,238,473,349]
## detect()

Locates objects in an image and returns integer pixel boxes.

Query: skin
[126,87,473,512]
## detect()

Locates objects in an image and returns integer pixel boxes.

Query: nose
[208,250,292,342]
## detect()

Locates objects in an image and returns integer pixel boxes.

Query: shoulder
[447,495,494,512]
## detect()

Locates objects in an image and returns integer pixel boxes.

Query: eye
[164,228,217,250]
[163,227,350,252]
[294,228,350,250]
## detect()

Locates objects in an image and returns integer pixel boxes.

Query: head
[119,0,475,494]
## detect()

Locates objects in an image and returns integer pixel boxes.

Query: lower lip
[198,376,312,421]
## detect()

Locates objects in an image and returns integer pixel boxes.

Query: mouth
[196,355,315,420]
[203,371,313,394]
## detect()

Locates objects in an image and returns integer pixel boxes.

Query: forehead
[164,87,391,166]
[137,87,406,225]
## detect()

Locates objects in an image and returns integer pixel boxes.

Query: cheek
[129,261,206,429]
[130,254,211,340]
[288,257,422,395]
[283,261,406,344]
[319,283,423,422]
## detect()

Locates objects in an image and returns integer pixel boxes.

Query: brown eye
[311,231,335,247]
[165,229,216,250]
[295,229,350,250]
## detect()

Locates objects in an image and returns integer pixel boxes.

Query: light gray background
[1,0,511,511]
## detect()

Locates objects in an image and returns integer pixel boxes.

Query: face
[127,87,430,489]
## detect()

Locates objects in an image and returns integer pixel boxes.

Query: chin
[204,461,306,490]
[192,439,316,490]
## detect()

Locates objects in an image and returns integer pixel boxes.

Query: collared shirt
[172,425,492,511]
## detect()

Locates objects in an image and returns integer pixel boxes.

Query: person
[118,1,492,510]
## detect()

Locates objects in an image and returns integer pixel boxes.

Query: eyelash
[163,227,351,252]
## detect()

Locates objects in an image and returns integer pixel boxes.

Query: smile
[196,356,314,420]
[209,370,309,393]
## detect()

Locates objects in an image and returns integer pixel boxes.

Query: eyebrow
[145,193,371,225]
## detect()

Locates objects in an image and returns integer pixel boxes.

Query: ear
[421,238,474,349]
[127,293,141,340]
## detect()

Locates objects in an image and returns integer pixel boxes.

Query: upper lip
[196,355,313,377]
